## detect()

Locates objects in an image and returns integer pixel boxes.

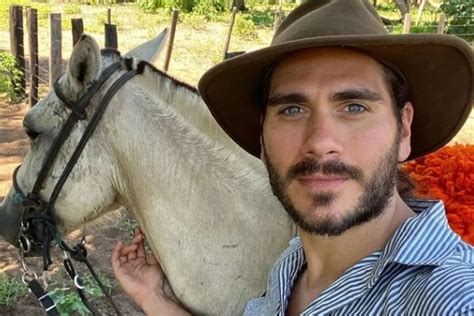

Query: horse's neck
[108,72,274,218]
[103,70,294,314]
[136,68,244,152]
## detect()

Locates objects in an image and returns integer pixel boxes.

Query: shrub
[235,14,257,39]
[0,52,24,103]
[440,0,474,41]
[0,277,26,307]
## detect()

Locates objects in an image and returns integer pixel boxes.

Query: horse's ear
[125,28,169,63]
[66,34,101,90]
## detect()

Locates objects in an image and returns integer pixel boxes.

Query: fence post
[9,5,25,97]
[273,6,284,34]
[437,14,446,34]
[71,18,84,47]
[163,9,179,72]
[104,24,118,49]
[49,13,62,87]
[402,14,411,34]
[104,8,117,49]
[223,7,238,60]
[27,7,38,107]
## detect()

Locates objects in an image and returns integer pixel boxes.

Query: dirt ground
[0,101,142,315]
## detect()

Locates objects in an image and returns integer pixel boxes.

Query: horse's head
[0,31,168,254]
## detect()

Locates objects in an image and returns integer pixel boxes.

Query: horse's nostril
[25,128,40,140]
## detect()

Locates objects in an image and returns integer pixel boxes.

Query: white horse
[0,34,294,314]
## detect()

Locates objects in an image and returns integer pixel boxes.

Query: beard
[263,136,400,237]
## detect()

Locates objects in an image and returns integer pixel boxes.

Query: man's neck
[287,194,415,315]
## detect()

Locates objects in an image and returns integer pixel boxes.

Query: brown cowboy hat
[198,0,473,161]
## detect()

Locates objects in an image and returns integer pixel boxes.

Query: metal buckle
[18,229,32,254]
[20,249,37,284]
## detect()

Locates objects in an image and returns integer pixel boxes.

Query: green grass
[0,277,27,307]
[48,271,115,315]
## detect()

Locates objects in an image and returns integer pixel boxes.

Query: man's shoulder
[410,256,474,313]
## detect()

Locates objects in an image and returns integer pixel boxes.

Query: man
[112,0,474,314]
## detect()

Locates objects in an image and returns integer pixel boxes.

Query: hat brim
[198,33,473,161]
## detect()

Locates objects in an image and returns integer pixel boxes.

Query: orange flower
[403,144,474,245]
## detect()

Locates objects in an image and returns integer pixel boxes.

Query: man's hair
[258,57,417,198]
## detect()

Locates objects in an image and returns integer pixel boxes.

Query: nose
[300,111,343,160]
[0,188,23,246]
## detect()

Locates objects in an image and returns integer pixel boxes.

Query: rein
[12,60,140,315]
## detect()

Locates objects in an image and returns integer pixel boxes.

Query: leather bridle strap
[53,62,122,120]
[30,62,122,197]
[48,67,138,206]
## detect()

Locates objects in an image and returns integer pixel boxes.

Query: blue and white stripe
[244,199,474,315]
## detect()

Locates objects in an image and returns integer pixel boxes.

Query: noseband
[11,59,140,315]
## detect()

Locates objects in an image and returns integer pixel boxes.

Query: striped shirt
[244,199,474,315]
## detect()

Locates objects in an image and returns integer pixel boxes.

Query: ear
[398,102,414,162]
[66,34,101,93]
[260,135,267,163]
[260,115,267,162]
[124,28,169,63]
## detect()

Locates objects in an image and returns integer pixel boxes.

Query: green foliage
[63,4,81,15]
[193,0,225,19]
[440,0,474,41]
[0,52,24,103]
[117,216,137,238]
[49,273,114,315]
[0,277,27,307]
[247,8,274,26]
[137,0,228,14]
[234,14,257,39]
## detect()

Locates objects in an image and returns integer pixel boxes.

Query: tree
[393,0,410,17]
[231,0,246,11]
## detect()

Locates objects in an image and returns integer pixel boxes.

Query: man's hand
[111,228,190,315]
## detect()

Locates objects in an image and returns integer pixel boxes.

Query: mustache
[287,159,364,182]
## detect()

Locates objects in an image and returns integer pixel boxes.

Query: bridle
[11,58,141,315]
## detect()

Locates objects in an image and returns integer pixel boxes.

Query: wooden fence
[8,5,179,107]
[7,4,472,107]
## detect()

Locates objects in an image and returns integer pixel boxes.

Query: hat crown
[273,0,388,45]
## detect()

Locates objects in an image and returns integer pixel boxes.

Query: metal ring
[74,275,85,289]
[18,234,32,253]
[22,270,38,284]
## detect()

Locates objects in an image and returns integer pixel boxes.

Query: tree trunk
[231,0,246,11]
[393,0,410,18]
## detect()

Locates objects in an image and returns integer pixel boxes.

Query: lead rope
[60,240,122,315]
[19,250,59,316]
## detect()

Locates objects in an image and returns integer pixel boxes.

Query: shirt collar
[368,199,460,287]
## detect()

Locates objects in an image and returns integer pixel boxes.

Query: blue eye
[344,103,366,114]
[281,105,303,116]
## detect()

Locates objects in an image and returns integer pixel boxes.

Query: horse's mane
[127,59,244,152]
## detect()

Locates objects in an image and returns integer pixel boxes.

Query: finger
[135,240,145,259]
[111,241,123,268]
[127,249,137,261]
[132,233,144,245]
[134,227,143,240]
[147,252,160,267]
[119,244,138,257]
[119,255,128,265]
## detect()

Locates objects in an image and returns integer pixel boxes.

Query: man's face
[261,48,412,236]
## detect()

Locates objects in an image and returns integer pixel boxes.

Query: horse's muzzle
[0,188,24,247]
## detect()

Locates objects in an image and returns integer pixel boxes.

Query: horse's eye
[24,127,40,140]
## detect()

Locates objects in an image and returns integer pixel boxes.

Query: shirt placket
[301,257,377,315]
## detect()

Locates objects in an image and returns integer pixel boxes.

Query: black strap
[63,257,101,316]
[32,62,122,197]
[53,62,122,120]
[27,279,59,316]
[48,68,138,206]
[61,242,122,315]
